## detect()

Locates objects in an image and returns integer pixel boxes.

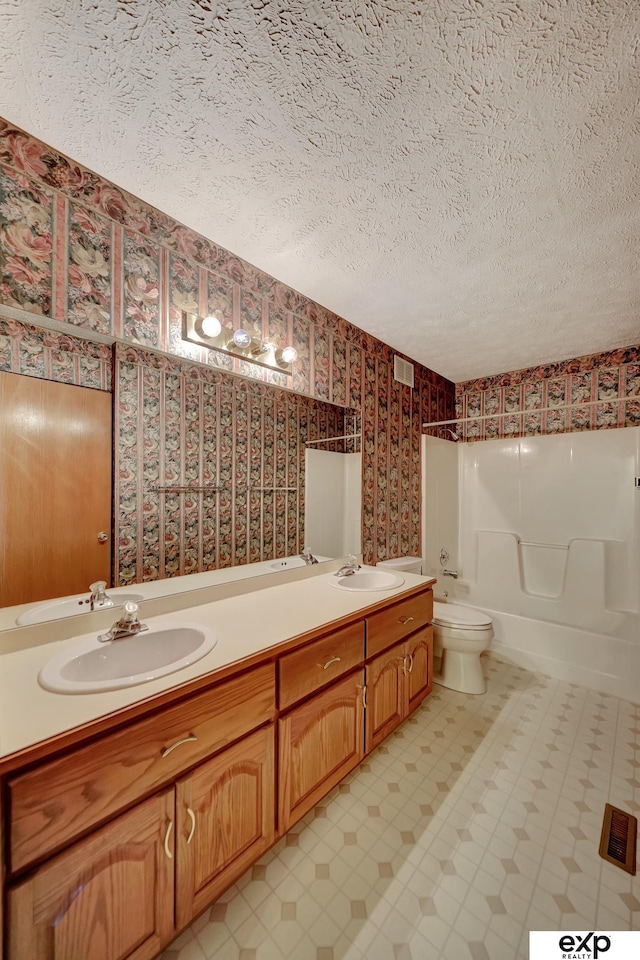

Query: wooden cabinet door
[405,626,433,714]
[279,670,365,833]
[7,791,174,960]
[175,725,275,929]
[365,641,406,753]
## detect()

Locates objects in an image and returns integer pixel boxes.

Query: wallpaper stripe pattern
[455,345,640,441]
[0,117,453,565]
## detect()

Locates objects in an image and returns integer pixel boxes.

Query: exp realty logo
[530,931,639,959]
[558,932,610,957]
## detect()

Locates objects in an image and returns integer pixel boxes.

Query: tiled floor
[160,655,640,960]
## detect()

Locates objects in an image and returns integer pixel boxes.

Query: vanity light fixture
[200,314,222,338]
[182,311,297,375]
[277,345,298,364]
[232,328,252,348]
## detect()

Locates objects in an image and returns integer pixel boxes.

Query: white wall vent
[394,356,414,388]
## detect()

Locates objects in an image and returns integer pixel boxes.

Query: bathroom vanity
[0,570,434,960]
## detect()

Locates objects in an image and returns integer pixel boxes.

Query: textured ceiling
[0,0,638,382]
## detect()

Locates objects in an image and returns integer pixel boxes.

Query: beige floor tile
[163,656,640,960]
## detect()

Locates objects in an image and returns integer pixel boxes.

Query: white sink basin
[268,557,307,570]
[16,592,144,626]
[39,622,217,694]
[267,555,330,570]
[330,570,405,592]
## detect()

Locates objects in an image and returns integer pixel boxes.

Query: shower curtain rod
[306,433,362,445]
[423,394,634,429]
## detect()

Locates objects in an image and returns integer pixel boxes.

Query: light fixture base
[182,312,295,375]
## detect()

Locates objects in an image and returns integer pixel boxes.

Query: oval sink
[17,592,145,626]
[39,622,217,694]
[268,557,307,570]
[267,555,330,570]
[330,571,405,592]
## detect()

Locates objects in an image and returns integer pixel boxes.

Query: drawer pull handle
[164,820,173,860]
[322,656,341,670]
[186,807,196,845]
[407,653,414,674]
[161,735,198,758]
[398,616,415,624]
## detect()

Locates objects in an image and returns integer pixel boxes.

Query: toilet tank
[377,556,423,575]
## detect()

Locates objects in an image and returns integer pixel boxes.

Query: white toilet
[376,558,493,695]
[432,602,493,695]
[376,556,423,575]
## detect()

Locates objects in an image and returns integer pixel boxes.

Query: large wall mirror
[0,341,362,630]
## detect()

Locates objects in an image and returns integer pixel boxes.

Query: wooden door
[405,626,433,714]
[0,371,112,607]
[7,791,175,960]
[279,670,365,833]
[175,725,275,929]
[365,641,405,753]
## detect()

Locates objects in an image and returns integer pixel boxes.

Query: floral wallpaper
[114,344,352,584]
[0,116,454,566]
[0,317,112,390]
[455,345,640,441]
[3,121,636,577]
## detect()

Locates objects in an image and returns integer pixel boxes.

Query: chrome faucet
[443,569,459,579]
[98,602,148,642]
[334,555,361,577]
[300,549,318,565]
[89,580,114,611]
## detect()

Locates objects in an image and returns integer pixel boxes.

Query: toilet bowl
[376,556,423,575]
[432,601,493,695]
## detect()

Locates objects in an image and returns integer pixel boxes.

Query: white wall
[304,449,361,558]
[422,435,459,583]
[422,428,640,702]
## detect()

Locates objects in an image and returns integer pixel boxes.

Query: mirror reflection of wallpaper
[115,344,353,584]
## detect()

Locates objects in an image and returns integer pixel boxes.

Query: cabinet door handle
[362,684,367,709]
[398,616,414,624]
[164,820,173,860]
[186,807,196,845]
[161,735,198,758]
[322,656,341,670]
[407,653,414,674]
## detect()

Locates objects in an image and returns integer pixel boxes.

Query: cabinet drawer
[279,621,364,710]
[9,663,275,874]
[366,589,433,658]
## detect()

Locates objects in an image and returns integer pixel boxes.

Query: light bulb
[201,315,222,338]
[281,346,297,364]
[232,328,251,348]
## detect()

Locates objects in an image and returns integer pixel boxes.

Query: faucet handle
[89,580,113,611]
[120,601,140,623]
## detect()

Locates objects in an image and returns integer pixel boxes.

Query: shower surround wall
[0,117,455,564]
[423,429,640,703]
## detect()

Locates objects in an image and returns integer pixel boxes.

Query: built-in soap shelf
[476,530,625,602]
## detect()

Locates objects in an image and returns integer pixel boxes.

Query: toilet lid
[432,601,492,629]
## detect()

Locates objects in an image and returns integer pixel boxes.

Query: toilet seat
[432,602,492,631]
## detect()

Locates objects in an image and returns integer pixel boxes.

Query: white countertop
[0,567,435,763]
[0,555,334,632]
